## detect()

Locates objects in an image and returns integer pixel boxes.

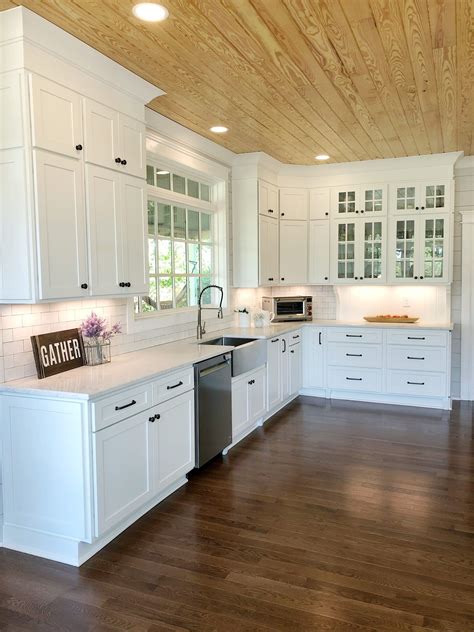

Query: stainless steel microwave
[262,296,313,322]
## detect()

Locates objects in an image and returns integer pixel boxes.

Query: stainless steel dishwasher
[194,353,232,468]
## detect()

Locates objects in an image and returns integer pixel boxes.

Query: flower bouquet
[80,312,122,366]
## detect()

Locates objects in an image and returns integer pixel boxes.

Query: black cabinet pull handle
[346,334,362,338]
[292,335,300,339]
[154,413,161,420]
[75,144,83,151]
[346,353,362,357]
[408,336,425,340]
[271,338,279,343]
[148,416,155,423]
[81,283,88,289]
[115,157,122,163]
[318,332,322,345]
[121,159,127,165]
[167,380,183,390]
[407,381,425,386]
[115,399,136,411]
[407,356,425,360]
[282,339,286,353]
[346,377,362,381]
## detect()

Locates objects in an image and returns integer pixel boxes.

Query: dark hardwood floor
[1,397,473,631]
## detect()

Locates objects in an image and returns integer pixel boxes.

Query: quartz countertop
[0,319,453,400]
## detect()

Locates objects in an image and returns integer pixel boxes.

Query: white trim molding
[460,210,474,400]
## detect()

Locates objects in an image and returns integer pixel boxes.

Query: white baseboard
[300,388,451,410]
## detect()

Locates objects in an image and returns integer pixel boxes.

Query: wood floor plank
[0,397,473,630]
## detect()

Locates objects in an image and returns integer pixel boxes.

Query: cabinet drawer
[289,331,302,346]
[386,330,449,347]
[387,346,447,371]
[92,382,153,432]
[327,343,382,368]
[327,328,383,344]
[153,367,194,405]
[327,367,382,393]
[387,370,448,398]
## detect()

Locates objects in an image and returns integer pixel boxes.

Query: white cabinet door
[119,114,146,178]
[258,180,278,218]
[303,328,325,389]
[289,343,302,395]
[0,71,24,150]
[232,376,250,439]
[153,390,195,492]
[249,367,266,421]
[280,220,308,284]
[281,335,290,401]
[279,188,308,220]
[83,99,120,171]
[259,215,279,286]
[391,181,451,215]
[86,165,122,296]
[309,187,330,220]
[29,75,83,159]
[120,175,148,294]
[94,410,154,537]
[267,336,282,411]
[34,150,88,299]
[309,220,330,284]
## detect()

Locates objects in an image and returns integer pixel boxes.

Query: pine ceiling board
[243,0,390,159]
[402,0,444,154]
[368,0,432,156]
[456,0,473,155]
[191,0,364,161]
[0,0,17,8]
[282,0,412,157]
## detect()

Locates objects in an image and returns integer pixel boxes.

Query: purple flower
[80,312,122,341]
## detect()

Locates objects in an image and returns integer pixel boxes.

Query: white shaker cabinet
[309,187,330,220]
[279,188,308,220]
[34,150,89,299]
[120,174,148,294]
[302,327,325,390]
[289,336,302,396]
[232,366,266,442]
[309,220,330,284]
[280,334,291,402]
[259,215,279,286]
[259,179,279,218]
[267,335,282,411]
[280,220,308,284]
[29,75,83,159]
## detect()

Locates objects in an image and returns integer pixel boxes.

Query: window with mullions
[146,165,211,202]
[135,200,214,314]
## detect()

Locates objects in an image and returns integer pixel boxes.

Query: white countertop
[0,319,453,400]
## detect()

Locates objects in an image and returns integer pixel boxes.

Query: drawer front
[387,370,448,398]
[92,382,153,432]
[327,343,382,368]
[153,366,194,405]
[387,346,447,371]
[386,330,449,347]
[327,328,383,344]
[327,367,382,393]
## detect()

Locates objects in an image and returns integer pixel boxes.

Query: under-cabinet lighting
[132,3,169,22]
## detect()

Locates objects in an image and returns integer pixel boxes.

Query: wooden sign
[31,328,86,379]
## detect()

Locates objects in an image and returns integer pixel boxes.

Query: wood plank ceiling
[1,0,472,164]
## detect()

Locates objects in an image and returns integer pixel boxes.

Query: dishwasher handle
[198,359,230,378]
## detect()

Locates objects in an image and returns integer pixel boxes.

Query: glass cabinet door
[423,184,448,212]
[394,185,417,213]
[362,220,384,281]
[336,222,356,280]
[422,216,448,281]
[361,185,386,215]
[394,218,416,280]
[336,189,357,214]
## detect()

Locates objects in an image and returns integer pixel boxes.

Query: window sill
[126,299,231,334]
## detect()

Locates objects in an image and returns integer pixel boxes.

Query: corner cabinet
[0,70,149,303]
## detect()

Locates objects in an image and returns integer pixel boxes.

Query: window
[135,166,215,315]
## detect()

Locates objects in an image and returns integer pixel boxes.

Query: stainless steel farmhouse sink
[200,336,267,376]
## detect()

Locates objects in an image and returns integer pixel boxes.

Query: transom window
[135,165,216,315]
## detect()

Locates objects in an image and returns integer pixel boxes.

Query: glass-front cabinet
[389,215,450,283]
[391,181,451,214]
[331,219,386,283]
[330,184,387,217]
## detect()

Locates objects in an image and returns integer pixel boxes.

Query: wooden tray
[364,316,419,323]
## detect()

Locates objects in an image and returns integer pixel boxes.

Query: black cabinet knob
[121,159,127,165]
[414,276,418,279]
[355,210,359,214]
[268,209,274,213]
[290,350,294,354]
[325,212,329,216]
[415,206,419,210]
[360,210,364,213]
[420,276,424,279]
[75,144,83,151]
[421,206,425,210]
[119,282,125,287]
[125,282,131,287]
[81,283,88,289]
[281,212,285,217]
[268,277,274,281]
[324,276,328,280]
[115,157,122,163]
[154,413,161,420]
[281,277,285,281]
[148,416,155,423]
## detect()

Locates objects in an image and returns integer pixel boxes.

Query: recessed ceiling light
[315,154,330,161]
[210,126,228,133]
[132,3,169,22]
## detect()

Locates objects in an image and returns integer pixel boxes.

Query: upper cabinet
[258,179,278,217]
[279,188,308,220]
[29,75,83,159]
[391,181,451,214]
[309,187,330,220]
[280,220,308,284]
[331,218,386,284]
[259,215,279,286]
[331,184,387,216]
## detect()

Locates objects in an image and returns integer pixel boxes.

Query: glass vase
[84,338,111,366]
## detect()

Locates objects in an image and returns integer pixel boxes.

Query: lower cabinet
[267,335,282,410]
[302,327,325,389]
[93,389,194,537]
[289,339,302,395]
[232,365,266,441]
[267,330,302,414]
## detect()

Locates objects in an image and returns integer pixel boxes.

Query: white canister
[238,312,251,328]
